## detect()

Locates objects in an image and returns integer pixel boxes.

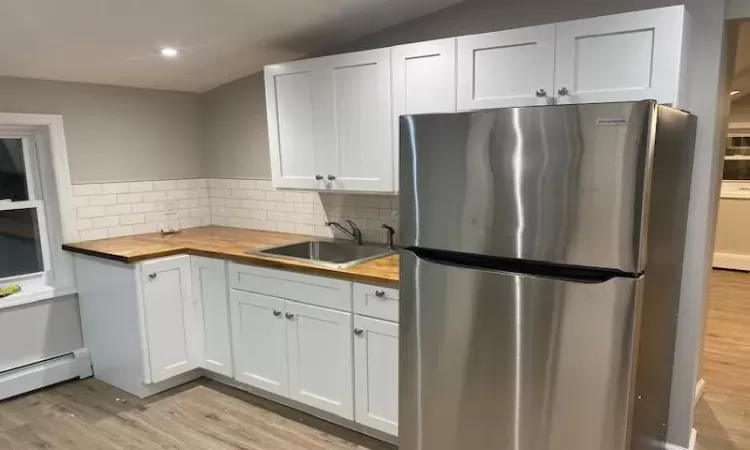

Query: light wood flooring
[0,269,748,449]
[0,378,395,449]
[694,270,750,450]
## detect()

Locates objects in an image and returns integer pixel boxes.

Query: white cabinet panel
[192,257,232,377]
[322,49,393,193]
[265,58,328,190]
[140,256,197,384]
[554,6,686,105]
[457,25,556,110]
[392,38,457,191]
[230,290,288,396]
[286,300,354,419]
[353,283,399,323]
[354,316,399,435]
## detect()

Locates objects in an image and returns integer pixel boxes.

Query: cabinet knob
[315,174,324,180]
[327,174,336,181]
[273,310,282,317]
[285,313,295,320]
[148,273,157,279]
[375,290,386,298]
[354,328,364,336]
[535,89,547,98]
[558,87,569,96]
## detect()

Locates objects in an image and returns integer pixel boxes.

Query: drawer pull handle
[273,310,282,317]
[354,328,364,336]
[285,313,295,320]
[375,290,386,298]
[148,273,157,279]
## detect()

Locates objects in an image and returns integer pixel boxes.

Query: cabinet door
[140,256,197,384]
[230,290,288,396]
[554,6,685,105]
[265,58,328,190]
[286,300,354,419]
[353,316,399,436]
[320,49,394,193]
[457,25,556,110]
[392,38,457,192]
[191,257,232,377]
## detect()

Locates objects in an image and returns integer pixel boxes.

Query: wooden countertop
[62,226,399,287]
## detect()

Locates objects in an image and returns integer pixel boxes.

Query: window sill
[0,285,76,310]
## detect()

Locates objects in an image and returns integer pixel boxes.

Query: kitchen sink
[252,240,395,269]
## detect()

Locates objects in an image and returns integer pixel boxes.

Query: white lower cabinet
[230,290,289,396]
[286,300,354,419]
[353,315,399,435]
[192,257,233,377]
[140,256,199,384]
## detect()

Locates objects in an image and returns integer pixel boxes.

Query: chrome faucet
[326,219,363,245]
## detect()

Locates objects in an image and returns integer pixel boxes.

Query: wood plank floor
[0,269,747,449]
[694,269,750,450]
[0,378,395,450]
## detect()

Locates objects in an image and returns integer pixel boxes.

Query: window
[0,114,76,307]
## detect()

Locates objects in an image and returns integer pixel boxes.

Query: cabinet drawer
[353,283,399,322]
[229,263,352,312]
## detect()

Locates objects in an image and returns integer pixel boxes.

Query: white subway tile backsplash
[256,180,273,190]
[129,181,153,192]
[77,219,93,230]
[93,216,118,228]
[108,225,135,237]
[132,202,157,213]
[72,196,90,208]
[89,194,118,206]
[77,206,107,219]
[153,180,176,191]
[106,204,131,216]
[143,191,168,202]
[117,193,143,204]
[265,191,285,202]
[79,229,109,241]
[101,182,130,194]
[73,184,103,196]
[120,213,145,225]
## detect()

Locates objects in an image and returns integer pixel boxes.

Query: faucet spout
[326,220,363,245]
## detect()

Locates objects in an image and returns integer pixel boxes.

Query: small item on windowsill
[0,285,21,298]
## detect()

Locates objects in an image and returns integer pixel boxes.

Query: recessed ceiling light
[159,47,179,58]
[731,90,741,96]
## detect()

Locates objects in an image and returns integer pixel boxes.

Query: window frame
[0,114,76,308]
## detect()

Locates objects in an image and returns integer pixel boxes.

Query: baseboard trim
[664,428,697,450]
[713,252,750,271]
[694,378,706,407]
[0,348,92,401]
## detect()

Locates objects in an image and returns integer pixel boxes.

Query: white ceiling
[0,0,464,92]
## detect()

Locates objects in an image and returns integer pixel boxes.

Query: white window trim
[0,113,77,308]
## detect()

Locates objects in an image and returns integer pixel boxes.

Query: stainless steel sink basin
[252,240,395,269]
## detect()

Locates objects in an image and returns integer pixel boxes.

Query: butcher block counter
[63,225,399,287]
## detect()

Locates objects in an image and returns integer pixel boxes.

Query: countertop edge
[63,243,399,288]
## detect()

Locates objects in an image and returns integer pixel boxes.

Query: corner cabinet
[265,49,394,193]
[140,256,199,384]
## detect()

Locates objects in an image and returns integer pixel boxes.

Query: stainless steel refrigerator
[399,101,696,450]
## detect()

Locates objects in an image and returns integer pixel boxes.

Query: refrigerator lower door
[400,251,643,450]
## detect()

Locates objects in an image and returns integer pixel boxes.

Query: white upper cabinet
[230,290,289,396]
[286,300,354,419]
[392,38,457,191]
[457,25,556,110]
[554,6,686,105]
[265,58,328,190]
[140,256,198,384]
[322,49,393,193]
[192,257,232,378]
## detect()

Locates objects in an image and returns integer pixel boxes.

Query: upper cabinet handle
[315,174,324,180]
[535,89,547,98]
[558,87,569,96]
[148,273,157,279]
[327,175,336,181]
[375,290,386,298]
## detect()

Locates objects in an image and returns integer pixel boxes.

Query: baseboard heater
[0,348,92,401]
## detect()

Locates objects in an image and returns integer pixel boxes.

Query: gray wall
[0,76,203,184]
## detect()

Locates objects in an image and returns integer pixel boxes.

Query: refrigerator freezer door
[400,251,642,450]
[400,101,657,273]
